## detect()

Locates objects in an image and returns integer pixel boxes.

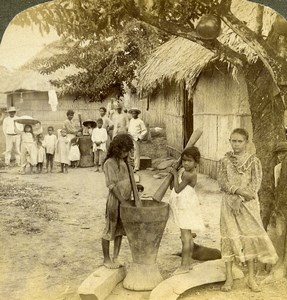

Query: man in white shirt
[128,108,147,172]
[112,102,129,138]
[2,106,21,166]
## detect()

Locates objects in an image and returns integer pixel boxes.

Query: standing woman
[63,109,82,141]
[218,128,278,292]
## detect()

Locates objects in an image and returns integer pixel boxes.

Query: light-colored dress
[63,119,77,141]
[68,144,80,161]
[20,132,37,167]
[55,136,70,164]
[102,158,132,241]
[169,168,205,231]
[218,151,278,264]
[37,144,46,163]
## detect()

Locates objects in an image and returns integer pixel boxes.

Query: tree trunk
[244,60,286,229]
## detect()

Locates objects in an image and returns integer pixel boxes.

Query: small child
[274,142,287,188]
[55,128,70,173]
[68,137,80,168]
[43,126,57,173]
[91,118,108,172]
[36,133,45,173]
[274,142,287,236]
[15,122,41,175]
[102,133,134,269]
[169,146,205,275]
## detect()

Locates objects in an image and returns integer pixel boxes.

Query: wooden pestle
[126,162,143,207]
[152,128,203,202]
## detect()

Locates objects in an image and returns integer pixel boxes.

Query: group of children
[14,122,68,174]
[14,103,147,174]
[101,129,286,294]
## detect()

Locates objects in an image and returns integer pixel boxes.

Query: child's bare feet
[112,258,123,267]
[247,278,261,292]
[103,259,121,269]
[221,278,233,292]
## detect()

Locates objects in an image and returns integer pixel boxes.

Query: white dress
[68,145,80,161]
[169,169,205,231]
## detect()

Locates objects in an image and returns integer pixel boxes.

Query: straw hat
[114,101,123,109]
[274,141,287,153]
[83,120,97,127]
[6,106,18,113]
[128,108,141,114]
[15,115,40,125]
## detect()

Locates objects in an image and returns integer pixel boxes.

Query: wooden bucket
[120,200,169,291]
[78,136,94,167]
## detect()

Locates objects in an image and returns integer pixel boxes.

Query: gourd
[196,14,221,40]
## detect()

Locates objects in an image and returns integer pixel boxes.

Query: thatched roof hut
[1,40,107,126]
[136,0,277,178]
[139,0,276,94]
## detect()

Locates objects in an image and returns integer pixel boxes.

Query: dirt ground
[1,133,287,300]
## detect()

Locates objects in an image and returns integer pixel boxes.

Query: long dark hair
[104,133,134,164]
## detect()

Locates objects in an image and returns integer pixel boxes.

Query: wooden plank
[149,260,244,300]
[78,266,126,300]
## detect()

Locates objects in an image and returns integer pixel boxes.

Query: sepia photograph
[0,0,287,299]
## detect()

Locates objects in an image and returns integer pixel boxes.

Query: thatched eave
[138,0,277,96]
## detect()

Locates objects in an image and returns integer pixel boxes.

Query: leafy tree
[16,1,168,101]
[27,20,167,101]
[13,0,287,277]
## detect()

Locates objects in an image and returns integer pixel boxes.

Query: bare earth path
[0,167,287,300]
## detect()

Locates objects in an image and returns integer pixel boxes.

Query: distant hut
[136,0,278,179]
[0,40,114,127]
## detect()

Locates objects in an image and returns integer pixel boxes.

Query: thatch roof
[139,39,215,93]
[139,0,277,93]
[0,39,81,94]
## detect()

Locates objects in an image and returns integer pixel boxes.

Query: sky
[0,23,59,71]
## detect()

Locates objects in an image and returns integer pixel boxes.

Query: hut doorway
[183,89,193,146]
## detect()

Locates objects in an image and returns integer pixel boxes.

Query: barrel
[78,136,94,167]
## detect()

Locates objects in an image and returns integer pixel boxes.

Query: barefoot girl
[55,128,70,173]
[218,128,278,292]
[102,133,134,269]
[36,133,45,173]
[15,121,42,174]
[169,146,205,275]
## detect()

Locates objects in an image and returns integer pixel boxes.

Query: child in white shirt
[91,118,108,172]
[43,126,57,172]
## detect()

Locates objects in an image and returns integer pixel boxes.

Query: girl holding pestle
[102,133,134,268]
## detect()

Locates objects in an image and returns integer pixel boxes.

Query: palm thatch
[139,38,215,93]
[139,0,277,94]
